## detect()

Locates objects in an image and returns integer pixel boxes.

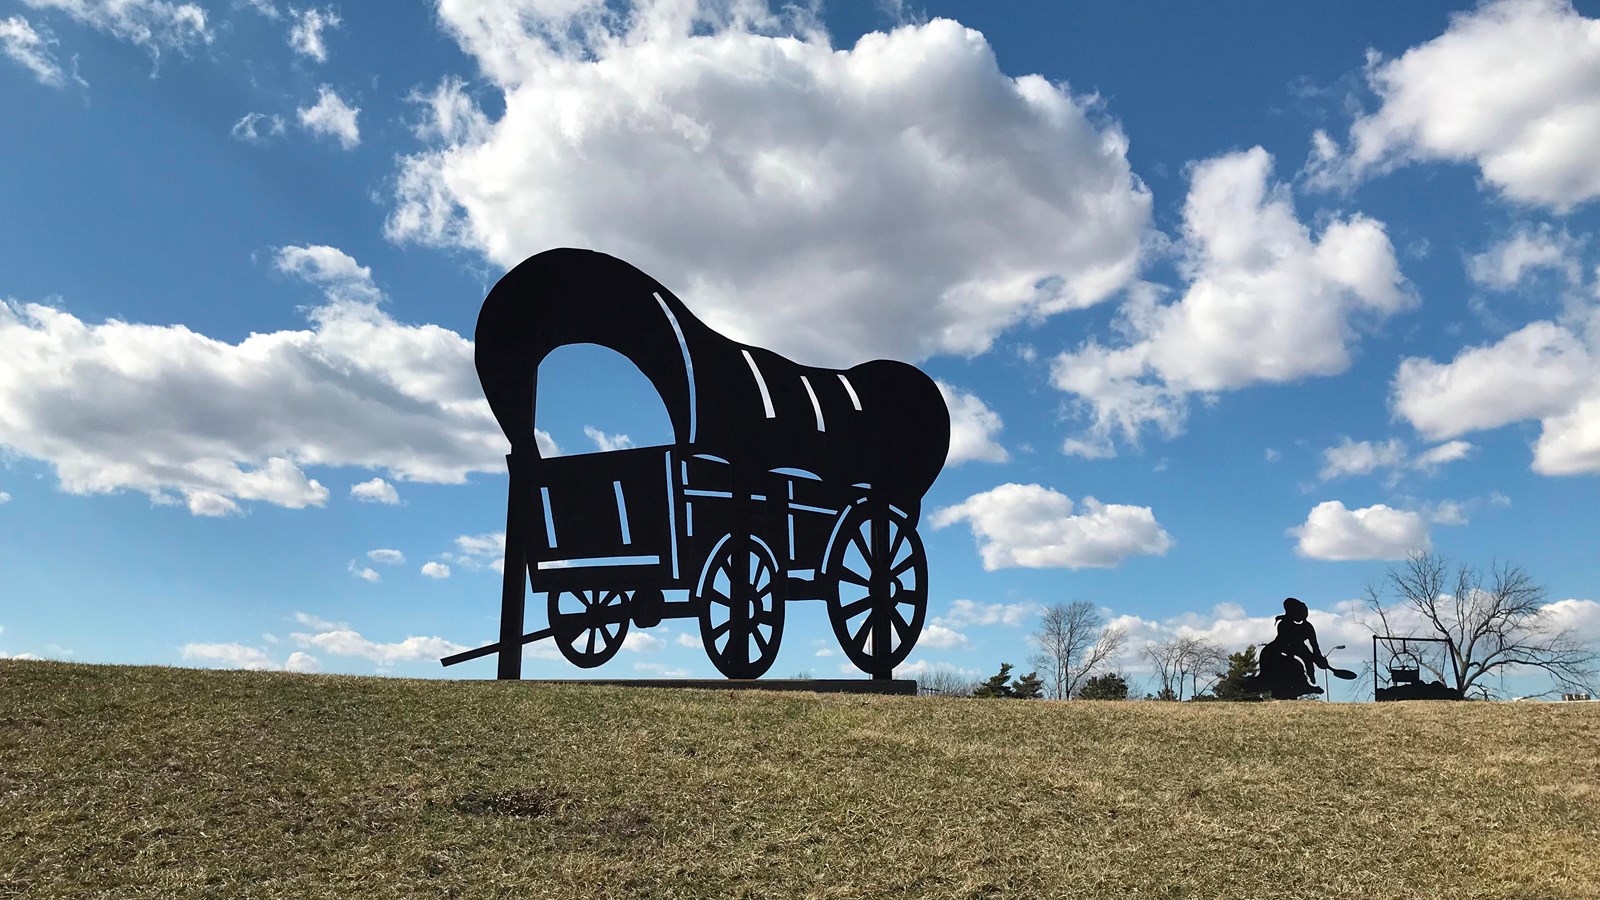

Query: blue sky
[2,0,1597,699]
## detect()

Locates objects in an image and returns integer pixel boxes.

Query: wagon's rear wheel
[696,534,784,679]
[549,589,629,668]
[824,500,927,677]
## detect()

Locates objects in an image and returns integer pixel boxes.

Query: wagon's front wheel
[549,589,629,668]
[696,534,784,679]
[823,500,927,678]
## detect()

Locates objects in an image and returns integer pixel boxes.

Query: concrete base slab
[486,678,917,695]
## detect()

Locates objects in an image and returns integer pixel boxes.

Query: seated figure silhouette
[1249,597,1327,699]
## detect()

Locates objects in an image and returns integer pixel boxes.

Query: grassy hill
[2,661,1596,899]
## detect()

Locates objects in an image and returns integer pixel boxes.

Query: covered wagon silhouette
[443,249,951,679]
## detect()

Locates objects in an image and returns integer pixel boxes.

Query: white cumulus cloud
[292,627,466,665]
[1412,440,1476,472]
[1,15,74,87]
[0,245,536,515]
[932,598,1042,628]
[917,624,970,650]
[1311,0,1600,211]
[443,531,506,574]
[350,477,400,504]
[284,651,319,673]
[932,483,1173,571]
[937,381,1007,465]
[273,243,378,299]
[347,560,380,583]
[180,642,317,672]
[230,112,286,143]
[1319,438,1408,481]
[20,0,211,58]
[180,642,277,670]
[367,548,404,565]
[583,426,634,453]
[1052,147,1411,456]
[622,632,662,653]
[892,659,981,681]
[1540,598,1600,645]
[287,5,339,62]
[1317,437,1475,482]
[421,561,450,578]
[633,661,690,677]
[297,84,359,149]
[1391,317,1600,475]
[1288,501,1431,561]
[388,4,1150,366]
[293,611,344,630]
[1467,226,1584,290]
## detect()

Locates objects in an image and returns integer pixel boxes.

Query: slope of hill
[2,661,1596,899]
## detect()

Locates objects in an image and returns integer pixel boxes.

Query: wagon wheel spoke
[838,567,870,587]
[548,589,630,669]
[891,607,912,639]
[826,503,928,675]
[849,527,872,564]
[697,535,784,679]
[734,626,751,666]
[853,622,873,656]
[886,528,906,567]
[839,595,875,620]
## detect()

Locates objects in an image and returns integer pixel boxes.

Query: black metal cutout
[1243,597,1357,699]
[444,249,950,680]
[1371,635,1463,701]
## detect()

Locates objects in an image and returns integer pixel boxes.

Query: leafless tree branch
[1366,550,1598,698]
[1030,601,1123,699]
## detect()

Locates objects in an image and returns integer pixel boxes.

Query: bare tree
[1184,638,1229,699]
[1030,601,1127,699]
[1142,640,1183,700]
[1366,551,1597,698]
[915,668,976,698]
[1141,636,1226,700]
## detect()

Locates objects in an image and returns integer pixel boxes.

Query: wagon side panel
[526,447,676,591]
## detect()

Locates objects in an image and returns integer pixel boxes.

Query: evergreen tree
[972,663,1016,698]
[1212,646,1265,700]
[1078,672,1129,700]
[1012,671,1044,700]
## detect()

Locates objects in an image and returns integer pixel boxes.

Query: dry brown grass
[2,660,1597,899]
